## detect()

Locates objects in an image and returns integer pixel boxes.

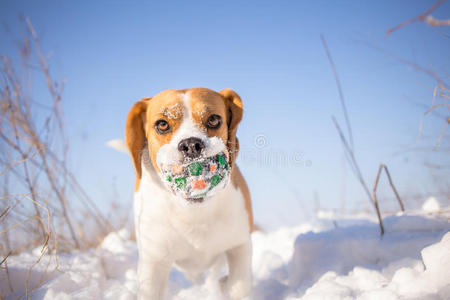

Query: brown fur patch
[231,166,254,232]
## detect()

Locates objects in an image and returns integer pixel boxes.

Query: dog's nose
[178,137,205,159]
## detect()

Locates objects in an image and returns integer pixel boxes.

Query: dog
[125,88,253,299]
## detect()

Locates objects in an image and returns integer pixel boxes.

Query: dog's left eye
[206,114,222,129]
[155,119,171,134]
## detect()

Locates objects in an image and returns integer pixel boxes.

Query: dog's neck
[140,148,165,189]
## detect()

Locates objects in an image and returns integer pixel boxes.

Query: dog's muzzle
[160,152,230,201]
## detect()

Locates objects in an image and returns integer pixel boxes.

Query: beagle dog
[125,88,253,299]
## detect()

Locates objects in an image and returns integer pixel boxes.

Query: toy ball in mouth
[160,153,230,202]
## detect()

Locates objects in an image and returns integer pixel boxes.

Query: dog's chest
[171,185,250,258]
[169,196,248,255]
[135,169,250,262]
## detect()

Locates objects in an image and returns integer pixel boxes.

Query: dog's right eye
[155,119,171,134]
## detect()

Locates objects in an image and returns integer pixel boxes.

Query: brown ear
[125,97,151,189]
[219,89,243,168]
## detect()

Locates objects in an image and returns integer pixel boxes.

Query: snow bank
[294,230,450,300]
[1,211,449,299]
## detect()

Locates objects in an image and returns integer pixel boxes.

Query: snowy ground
[1,203,450,299]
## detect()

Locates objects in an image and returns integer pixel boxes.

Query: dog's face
[126,88,243,195]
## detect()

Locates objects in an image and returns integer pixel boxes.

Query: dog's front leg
[223,239,253,299]
[137,255,172,300]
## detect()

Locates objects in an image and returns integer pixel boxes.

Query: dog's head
[125,88,243,199]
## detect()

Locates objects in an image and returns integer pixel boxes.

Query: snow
[422,197,441,213]
[160,103,183,120]
[1,209,449,300]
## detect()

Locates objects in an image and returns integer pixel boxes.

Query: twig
[23,195,54,299]
[385,0,446,37]
[332,117,385,235]
[0,207,10,220]
[321,34,385,235]
[0,132,79,248]
[0,245,13,293]
[373,164,405,215]
[0,18,118,299]
[321,35,354,149]
[435,117,450,147]
[417,86,450,147]
[0,250,11,266]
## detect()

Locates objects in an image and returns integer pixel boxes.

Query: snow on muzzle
[159,152,230,202]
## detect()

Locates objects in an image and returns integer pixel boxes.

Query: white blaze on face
[155,91,227,172]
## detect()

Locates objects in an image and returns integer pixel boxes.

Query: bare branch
[386,0,446,37]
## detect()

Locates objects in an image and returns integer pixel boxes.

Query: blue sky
[2,0,449,229]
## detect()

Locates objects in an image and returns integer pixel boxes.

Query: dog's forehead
[187,88,226,115]
[147,89,182,119]
[149,88,226,118]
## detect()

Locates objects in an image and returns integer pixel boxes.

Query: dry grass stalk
[365,39,449,149]
[320,35,354,149]
[322,35,394,235]
[418,86,450,148]
[383,1,449,149]
[373,163,405,216]
[332,117,386,235]
[0,238,13,295]
[436,117,450,147]
[385,0,446,37]
[0,18,113,298]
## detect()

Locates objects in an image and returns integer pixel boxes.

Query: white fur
[134,91,252,299]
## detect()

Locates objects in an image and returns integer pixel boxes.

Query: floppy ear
[125,97,151,189]
[219,89,243,169]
